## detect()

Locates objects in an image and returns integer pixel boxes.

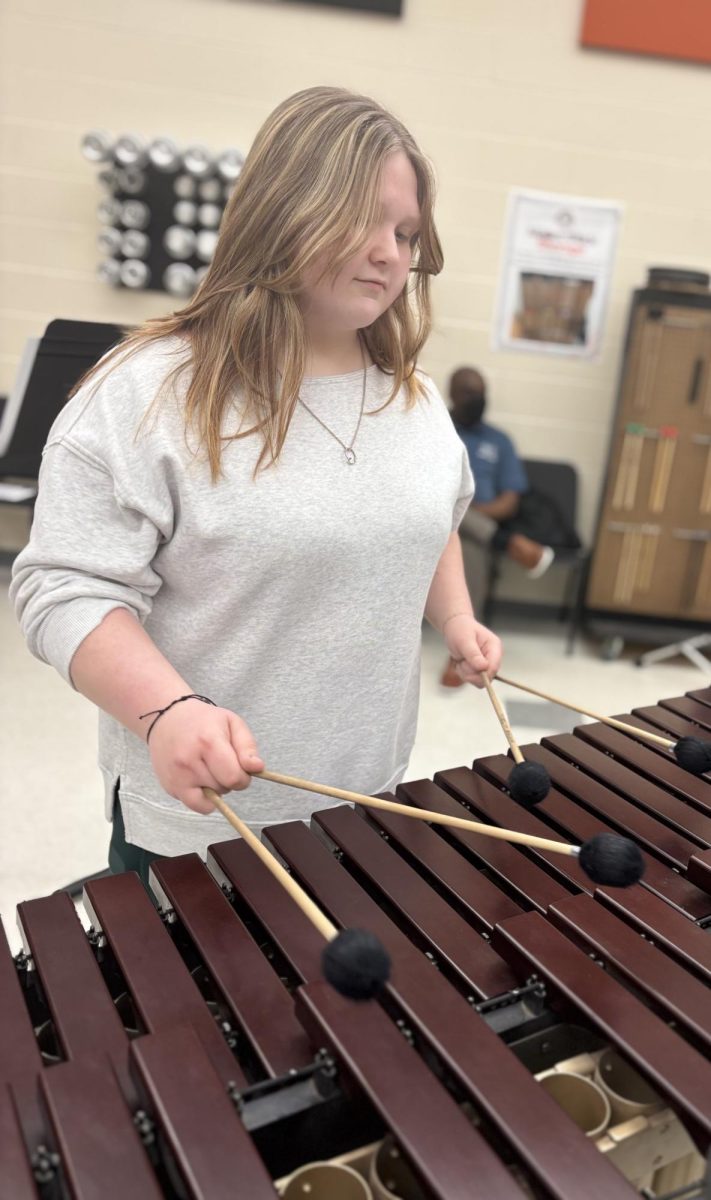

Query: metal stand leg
[565,555,590,657]
[637,633,711,673]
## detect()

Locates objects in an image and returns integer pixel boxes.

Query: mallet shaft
[203,788,337,939]
[495,675,674,749]
[482,672,525,763]
[253,770,577,857]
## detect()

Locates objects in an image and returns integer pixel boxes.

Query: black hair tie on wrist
[139,693,217,743]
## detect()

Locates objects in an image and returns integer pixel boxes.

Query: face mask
[454,394,485,428]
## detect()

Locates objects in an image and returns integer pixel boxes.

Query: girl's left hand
[442,614,502,687]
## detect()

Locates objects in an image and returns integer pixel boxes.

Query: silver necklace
[298,343,367,465]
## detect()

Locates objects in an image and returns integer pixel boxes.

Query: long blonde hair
[76,86,443,476]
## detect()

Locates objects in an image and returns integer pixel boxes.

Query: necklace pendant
[344,447,356,465]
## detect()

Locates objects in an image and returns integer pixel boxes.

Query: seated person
[441,364,564,686]
[451,366,554,569]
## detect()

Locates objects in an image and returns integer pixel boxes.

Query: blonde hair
[76,85,443,476]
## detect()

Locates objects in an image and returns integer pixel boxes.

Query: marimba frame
[3,686,711,1198]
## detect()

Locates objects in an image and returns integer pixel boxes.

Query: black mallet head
[577,833,645,888]
[321,929,391,1000]
[673,736,711,776]
[508,760,551,808]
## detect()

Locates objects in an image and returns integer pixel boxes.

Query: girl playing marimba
[11,86,502,882]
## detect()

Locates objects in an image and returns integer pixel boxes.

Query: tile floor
[2,564,708,953]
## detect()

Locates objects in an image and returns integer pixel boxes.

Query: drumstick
[612,432,635,510]
[624,428,644,511]
[481,672,551,806]
[649,428,676,513]
[637,528,659,593]
[700,445,711,515]
[246,771,644,888]
[204,787,390,1000]
[613,529,639,604]
[495,675,711,775]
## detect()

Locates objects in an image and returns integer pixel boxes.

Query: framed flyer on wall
[492,188,622,359]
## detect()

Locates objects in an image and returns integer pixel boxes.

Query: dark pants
[108,792,161,891]
[493,490,581,552]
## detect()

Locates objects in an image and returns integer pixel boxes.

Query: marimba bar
[2,686,711,1198]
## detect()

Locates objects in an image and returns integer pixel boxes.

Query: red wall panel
[580,0,711,66]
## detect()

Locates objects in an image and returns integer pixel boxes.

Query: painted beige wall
[2,0,710,562]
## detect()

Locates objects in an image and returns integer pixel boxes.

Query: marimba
[3,687,711,1200]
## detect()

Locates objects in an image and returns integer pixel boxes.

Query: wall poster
[493,188,622,360]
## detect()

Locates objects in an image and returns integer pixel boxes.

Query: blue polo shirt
[455,421,528,504]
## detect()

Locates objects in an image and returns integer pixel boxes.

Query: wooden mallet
[204,788,390,1000]
[481,672,552,806]
[242,772,644,889]
[495,675,711,776]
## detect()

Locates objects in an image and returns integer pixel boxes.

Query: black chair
[481,458,590,654]
[0,318,125,522]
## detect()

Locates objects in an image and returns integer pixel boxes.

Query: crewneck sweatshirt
[11,337,474,856]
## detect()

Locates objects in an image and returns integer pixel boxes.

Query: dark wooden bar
[575,722,711,816]
[0,919,46,1148]
[631,704,711,750]
[687,848,711,895]
[40,1056,164,1199]
[313,804,517,999]
[0,1083,39,1200]
[570,705,706,785]
[492,911,711,1150]
[397,775,574,913]
[208,838,327,982]
[659,696,711,731]
[255,821,638,1200]
[547,893,711,1054]
[0,919,44,1084]
[540,732,711,847]
[355,802,523,935]
[130,1026,277,1200]
[439,762,618,891]
[608,707,711,811]
[598,885,711,983]
[7,683,710,1196]
[16,892,135,1101]
[474,748,710,909]
[84,872,244,1088]
[150,854,312,1077]
[434,763,711,977]
[296,980,526,1200]
[465,747,710,916]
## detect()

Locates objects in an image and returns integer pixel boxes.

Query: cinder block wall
[2,0,710,590]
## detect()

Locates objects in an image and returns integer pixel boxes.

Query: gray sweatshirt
[11,337,474,856]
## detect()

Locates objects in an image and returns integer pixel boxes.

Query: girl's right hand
[147,698,264,814]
